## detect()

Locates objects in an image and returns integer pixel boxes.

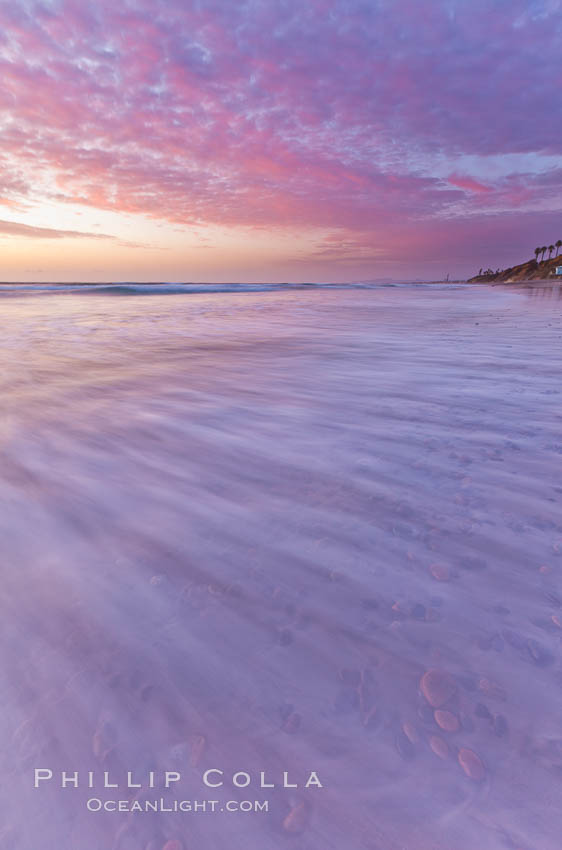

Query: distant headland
[469,242,562,283]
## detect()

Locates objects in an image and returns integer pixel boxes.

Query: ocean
[1,281,561,850]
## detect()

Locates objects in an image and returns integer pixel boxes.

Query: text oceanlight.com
[86,798,269,813]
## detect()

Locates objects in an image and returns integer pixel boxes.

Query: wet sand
[1,282,561,850]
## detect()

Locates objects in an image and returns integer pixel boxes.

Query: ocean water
[1,282,561,850]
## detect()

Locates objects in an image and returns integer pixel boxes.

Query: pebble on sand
[150,574,167,587]
[420,670,456,707]
[458,748,486,780]
[429,564,450,582]
[429,735,449,760]
[282,801,309,834]
[402,722,419,744]
[434,709,460,732]
[478,677,506,701]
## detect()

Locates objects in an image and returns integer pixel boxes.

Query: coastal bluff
[469,254,562,283]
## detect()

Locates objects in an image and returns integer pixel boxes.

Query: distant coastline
[468,253,562,284]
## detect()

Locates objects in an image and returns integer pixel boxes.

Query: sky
[0,0,561,282]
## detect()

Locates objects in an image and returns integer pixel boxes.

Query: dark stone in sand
[420,670,457,707]
[494,714,508,737]
[460,712,474,732]
[411,603,426,620]
[458,748,486,780]
[475,703,492,720]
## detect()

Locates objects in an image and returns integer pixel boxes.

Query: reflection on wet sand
[1,283,561,850]
[523,282,562,300]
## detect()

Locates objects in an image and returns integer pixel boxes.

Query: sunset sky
[1,0,561,282]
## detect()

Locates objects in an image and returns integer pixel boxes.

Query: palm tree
[548,245,555,259]
[541,246,548,261]
[556,239,562,257]
[534,247,541,262]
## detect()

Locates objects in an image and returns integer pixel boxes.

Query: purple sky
[1,0,561,281]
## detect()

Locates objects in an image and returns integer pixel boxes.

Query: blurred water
[1,283,561,850]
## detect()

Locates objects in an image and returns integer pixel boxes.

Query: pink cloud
[0,218,115,239]
[448,175,491,194]
[0,0,560,276]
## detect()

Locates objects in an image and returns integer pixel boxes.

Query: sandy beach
[1,282,561,850]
